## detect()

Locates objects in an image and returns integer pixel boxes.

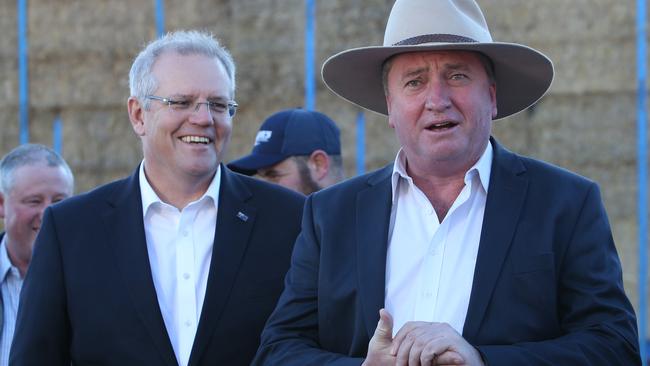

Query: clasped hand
[361,309,485,366]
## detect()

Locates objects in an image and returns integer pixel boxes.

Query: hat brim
[227,153,288,176]
[321,42,554,120]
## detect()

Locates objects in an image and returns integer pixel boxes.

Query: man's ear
[0,192,6,220]
[308,150,330,181]
[490,83,498,119]
[128,96,146,136]
[386,93,397,129]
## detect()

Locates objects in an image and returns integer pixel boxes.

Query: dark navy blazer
[10,165,305,366]
[254,138,640,365]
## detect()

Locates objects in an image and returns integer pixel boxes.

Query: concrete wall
[0,0,647,336]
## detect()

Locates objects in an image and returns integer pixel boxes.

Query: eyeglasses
[146,95,238,118]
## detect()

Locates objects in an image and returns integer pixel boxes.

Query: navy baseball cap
[228,108,341,175]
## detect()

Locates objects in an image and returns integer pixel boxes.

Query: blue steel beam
[155,0,165,37]
[53,115,62,155]
[356,111,366,176]
[637,0,648,364]
[304,0,316,110]
[18,0,29,144]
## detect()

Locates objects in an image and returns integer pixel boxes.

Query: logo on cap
[254,130,272,146]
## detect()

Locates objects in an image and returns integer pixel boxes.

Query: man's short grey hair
[129,30,237,107]
[0,144,74,194]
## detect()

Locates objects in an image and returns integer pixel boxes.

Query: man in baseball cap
[254,0,640,365]
[228,108,344,195]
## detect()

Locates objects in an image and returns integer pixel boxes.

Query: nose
[188,102,214,125]
[36,203,50,225]
[424,79,452,113]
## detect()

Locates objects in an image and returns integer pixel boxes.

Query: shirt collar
[391,140,493,203]
[139,161,221,217]
[0,235,16,282]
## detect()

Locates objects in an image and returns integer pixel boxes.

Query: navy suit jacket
[254,139,640,365]
[10,165,305,366]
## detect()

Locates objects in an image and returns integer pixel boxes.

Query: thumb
[373,308,393,341]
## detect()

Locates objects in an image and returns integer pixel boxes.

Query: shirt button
[182,230,189,237]
[183,273,190,280]
[185,321,191,327]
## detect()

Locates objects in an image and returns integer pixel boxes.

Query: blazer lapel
[102,168,177,366]
[463,139,528,341]
[189,167,257,365]
[356,166,393,339]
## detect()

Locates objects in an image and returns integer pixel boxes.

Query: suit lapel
[356,166,393,339]
[462,139,528,341]
[189,167,256,366]
[102,168,177,366]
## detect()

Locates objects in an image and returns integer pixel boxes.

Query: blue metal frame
[304,0,316,110]
[53,115,62,154]
[356,111,365,175]
[155,0,165,37]
[18,0,29,144]
[637,0,648,364]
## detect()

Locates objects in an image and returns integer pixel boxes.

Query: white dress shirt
[139,162,220,366]
[0,236,23,366]
[385,143,492,336]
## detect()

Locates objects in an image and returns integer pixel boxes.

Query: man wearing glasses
[10,31,305,366]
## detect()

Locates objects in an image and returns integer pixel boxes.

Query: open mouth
[425,121,458,131]
[180,135,212,144]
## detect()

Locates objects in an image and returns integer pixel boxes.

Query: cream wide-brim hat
[321,0,554,120]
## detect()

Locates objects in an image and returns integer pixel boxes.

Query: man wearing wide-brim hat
[254,0,640,365]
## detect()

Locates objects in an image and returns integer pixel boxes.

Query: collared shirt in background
[0,236,23,366]
[385,142,492,336]
[139,162,220,366]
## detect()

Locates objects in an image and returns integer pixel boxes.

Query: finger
[429,350,464,365]
[395,332,416,366]
[391,321,429,355]
[419,340,446,365]
[373,308,394,341]
[409,337,426,366]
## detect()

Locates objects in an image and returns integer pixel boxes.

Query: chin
[186,164,219,177]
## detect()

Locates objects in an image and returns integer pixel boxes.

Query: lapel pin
[236,211,249,222]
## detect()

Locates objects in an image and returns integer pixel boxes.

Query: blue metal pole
[155,0,165,37]
[304,0,316,110]
[18,0,29,144]
[356,111,365,176]
[53,115,62,155]
[637,0,648,364]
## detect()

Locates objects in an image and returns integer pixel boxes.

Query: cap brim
[227,153,287,176]
[321,42,554,120]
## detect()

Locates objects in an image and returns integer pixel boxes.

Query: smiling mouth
[426,121,458,131]
[180,136,212,144]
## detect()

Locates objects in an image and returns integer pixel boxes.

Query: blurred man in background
[0,144,73,366]
[228,108,344,195]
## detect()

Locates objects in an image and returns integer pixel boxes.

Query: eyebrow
[445,62,472,72]
[258,168,278,176]
[400,66,429,81]
[400,62,472,80]
[168,93,229,101]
